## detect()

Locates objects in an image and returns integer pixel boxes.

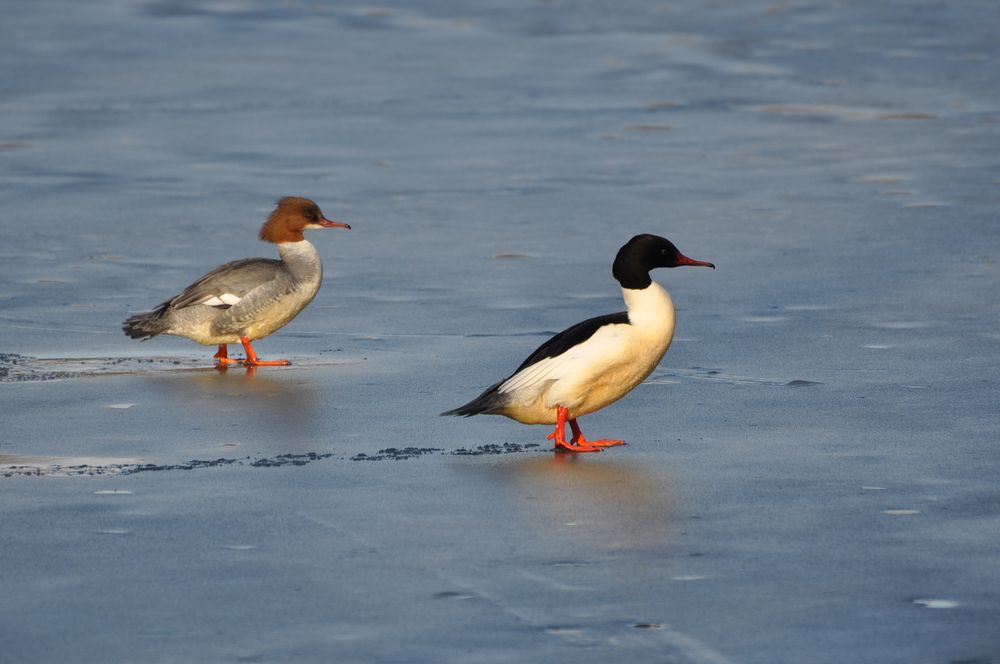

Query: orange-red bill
[319,218,351,229]
[676,253,715,269]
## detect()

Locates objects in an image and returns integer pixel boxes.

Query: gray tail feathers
[122,304,169,340]
[440,380,508,417]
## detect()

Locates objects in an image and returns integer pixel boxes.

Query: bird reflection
[147,364,324,438]
[480,454,678,551]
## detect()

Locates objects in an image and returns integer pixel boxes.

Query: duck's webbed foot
[569,418,624,449]
[240,337,291,367]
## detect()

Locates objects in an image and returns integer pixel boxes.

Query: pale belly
[499,336,671,425]
[165,285,319,345]
[240,302,309,341]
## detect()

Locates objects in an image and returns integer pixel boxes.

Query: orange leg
[569,418,624,450]
[547,406,605,453]
[213,344,243,366]
[240,337,290,367]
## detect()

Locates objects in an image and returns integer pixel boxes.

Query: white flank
[497,281,676,419]
[498,323,632,397]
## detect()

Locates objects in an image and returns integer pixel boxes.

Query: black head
[611,234,715,289]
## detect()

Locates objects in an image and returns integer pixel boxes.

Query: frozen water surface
[2,0,999,662]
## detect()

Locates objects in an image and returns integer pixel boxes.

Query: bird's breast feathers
[497,285,676,421]
[502,319,669,395]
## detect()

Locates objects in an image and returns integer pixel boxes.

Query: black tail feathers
[122,305,169,340]
[440,381,507,417]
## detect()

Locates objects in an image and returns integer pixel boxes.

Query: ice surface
[1,0,999,662]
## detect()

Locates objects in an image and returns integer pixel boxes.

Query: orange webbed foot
[239,337,291,367]
[567,418,624,451]
[243,358,291,367]
[556,440,606,453]
[572,436,624,449]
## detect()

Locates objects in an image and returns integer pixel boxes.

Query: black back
[439,310,630,417]
[512,311,630,373]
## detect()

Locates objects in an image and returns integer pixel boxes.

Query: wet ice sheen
[1,0,999,663]
[913,599,960,609]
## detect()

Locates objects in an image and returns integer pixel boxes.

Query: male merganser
[122,197,350,367]
[442,234,714,452]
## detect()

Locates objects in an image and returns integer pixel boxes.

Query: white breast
[621,281,675,337]
[499,281,676,423]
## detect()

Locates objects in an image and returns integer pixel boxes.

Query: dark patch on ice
[0,353,207,382]
[351,443,541,461]
[249,453,333,468]
[492,253,533,259]
[433,590,477,600]
[0,354,31,380]
[0,353,75,382]
[452,443,541,455]
[658,367,821,387]
[127,453,333,473]
[0,354,352,381]
[351,447,444,461]
[2,453,333,478]
[126,458,241,473]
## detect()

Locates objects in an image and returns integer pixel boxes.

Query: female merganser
[122,197,350,367]
[442,234,714,452]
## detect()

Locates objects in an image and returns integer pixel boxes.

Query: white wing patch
[498,323,633,398]
[201,293,242,308]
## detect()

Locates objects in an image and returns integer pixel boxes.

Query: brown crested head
[258,197,350,243]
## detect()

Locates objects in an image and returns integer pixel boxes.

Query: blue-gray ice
[1,1,998,662]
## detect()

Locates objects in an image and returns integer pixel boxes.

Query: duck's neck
[277,240,323,282]
[622,280,675,335]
